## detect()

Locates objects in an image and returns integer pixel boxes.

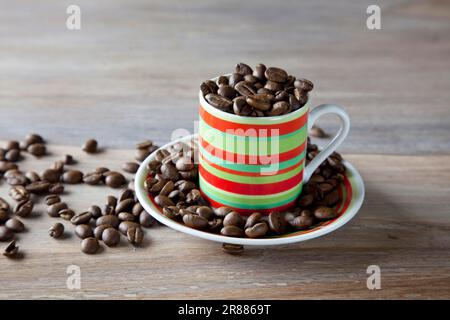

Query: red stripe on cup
[200,105,307,137]
[199,136,306,165]
[199,165,303,196]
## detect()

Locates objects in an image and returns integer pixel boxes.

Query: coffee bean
[81,238,99,254]
[82,139,98,153]
[136,140,153,150]
[8,186,29,202]
[309,125,327,138]
[175,158,194,171]
[105,172,126,188]
[122,162,139,173]
[268,211,286,234]
[266,101,290,116]
[186,189,201,204]
[27,143,46,157]
[88,205,102,219]
[63,154,74,165]
[96,215,119,228]
[131,202,144,216]
[235,63,253,75]
[139,211,156,228]
[116,199,135,213]
[103,204,115,216]
[0,197,10,211]
[244,212,262,229]
[324,190,340,206]
[119,189,134,202]
[5,218,25,233]
[45,195,61,206]
[222,243,244,255]
[0,161,18,173]
[314,206,337,220]
[289,210,314,230]
[220,226,244,237]
[154,195,175,208]
[41,169,60,183]
[62,170,83,184]
[265,67,288,83]
[5,171,27,186]
[83,172,103,185]
[135,148,151,162]
[0,209,9,223]
[71,211,92,225]
[234,81,256,97]
[245,222,268,238]
[106,195,118,208]
[46,202,67,218]
[289,95,302,111]
[182,214,208,230]
[0,226,14,241]
[25,171,40,183]
[294,78,314,92]
[14,200,33,217]
[175,180,196,193]
[3,240,19,258]
[228,73,243,87]
[205,93,232,111]
[223,211,245,228]
[59,209,75,220]
[5,141,19,150]
[209,218,223,233]
[25,133,44,146]
[264,80,283,92]
[162,206,179,220]
[196,206,213,220]
[48,183,64,194]
[217,75,229,86]
[179,168,197,180]
[5,149,20,162]
[118,221,140,235]
[217,85,236,100]
[233,96,252,116]
[215,206,233,217]
[159,181,174,196]
[127,227,144,246]
[246,93,273,111]
[94,224,109,239]
[118,212,134,221]
[49,223,64,238]
[293,88,308,106]
[102,228,120,247]
[75,224,94,239]
[204,80,218,94]
[298,194,314,207]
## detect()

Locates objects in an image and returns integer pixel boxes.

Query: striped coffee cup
[199,77,350,215]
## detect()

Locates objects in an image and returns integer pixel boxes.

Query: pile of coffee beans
[200,63,314,117]
[0,134,158,258]
[145,137,345,240]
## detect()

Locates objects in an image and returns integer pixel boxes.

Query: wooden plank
[0,144,449,299]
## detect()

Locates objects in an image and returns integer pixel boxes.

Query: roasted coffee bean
[83,172,103,185]
[9,186,30,202]
[217,85,236,100]
[309,125,327,138]
[154,195,175,208]
[155,149,169,162]
[200,82,211,96]
[290,210,314,230]
[162,206,179,220]
[196,206,213,220]
[186,189,201,204]
[182,214,208,230]
[5,218,25,232]
[5,140,20,150]
[268,211,286,234]
[63,154,74,165]
[118,221,140,235]
[294,78,314,92]
[136,140,153,150]
[48,183,64,194]
[59,209,75,220]
[244,74,258,84]
[127,227,143,246]
[82,139,98,153]
[122,162,139,173]
[245,222,269,238]
[253,63,266,80]
[75,224,94,239]
[71,211,92,225]
[88,205,102,219]
[3,240,19,258]
[265,67,288,83]
[208,218,223,233]
[115,199,134,214]
[94,224,109,239]
[27,143,46,157]
[298,194,314,207]
[293,88,308,106]
[103,204,115,216]
[222,243,244,255]
[45,195,61,206]
[47,202,68,218]
[6,171,27,186]
[233,96,252,116]
[102,228,120,247]
[204,80,218,94]
[314,206,337,220]
[14,200,33,217]
[266,101,290,116]
[244,212,262,229]
[96,215,119,228]
[0,197,10,211]
[81,237,99,254]
[0,209,9,223]
[25,171,40,183]
[264,80,283,92]
[106,195,117,208]
[135,148,151,162]
[274,90,290,102]
[118,212,134,221]
[324,190,340,206]
[175,180,196,193]
[319,183,334,194]
[223,211,245,228]
[217,75,229,86]
[139,211,156,228]
[5,149,20,162]
[119,189,134,202]
[228,73,243,87]
[0,161,18,173]
[131,202,143,216]
[175,158,194,171]
[25,133,44,146]
[205,93,232,111]
[62,170,83,184]
[215,206,233,217]
[105,172,126,188]
[0,226,14,241]
[220,226,244,237]
[49,223,64,238]
[289,95,302,111]
[246,93,273,111]
[159,181,174,196]
[41,169,60,183]
[235,63,253,75]
[179,168,197,180]
[234,81,256,97]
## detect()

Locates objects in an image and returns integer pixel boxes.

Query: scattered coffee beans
[3,240,19,258]
[49,223,65,238]
[82,139,98,153]
[81,237,99,254]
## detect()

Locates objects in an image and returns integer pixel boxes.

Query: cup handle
[303,104,351,183]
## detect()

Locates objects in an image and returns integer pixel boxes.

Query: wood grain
[0,143,449,299]
[0,0,450,154]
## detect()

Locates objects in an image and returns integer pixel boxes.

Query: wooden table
[1,0,450,299]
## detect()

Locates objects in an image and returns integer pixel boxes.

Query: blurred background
[1,0,449,154]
